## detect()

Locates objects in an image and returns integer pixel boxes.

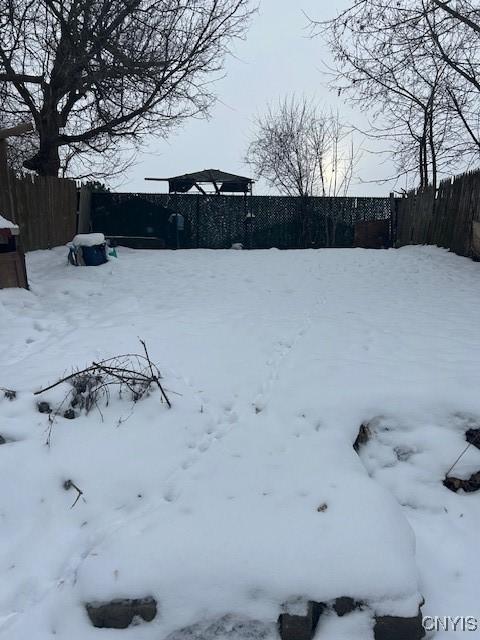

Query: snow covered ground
[1,245,480,639]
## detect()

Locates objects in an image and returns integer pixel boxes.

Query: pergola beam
[194,183,207,196]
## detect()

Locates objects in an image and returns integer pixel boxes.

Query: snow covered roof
[0,214,19,234]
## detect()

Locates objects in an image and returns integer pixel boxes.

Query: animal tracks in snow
[251,308,320,416]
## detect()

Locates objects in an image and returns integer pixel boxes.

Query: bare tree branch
[432,0,480,35]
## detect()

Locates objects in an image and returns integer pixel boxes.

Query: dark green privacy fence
[91,192,391,249]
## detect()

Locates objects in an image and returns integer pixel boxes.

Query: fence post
[298,196,306,248]
[78,184,92,233]
[389,192,397,248]
[0,139,16,222]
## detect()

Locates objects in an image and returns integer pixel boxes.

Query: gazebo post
[196,194,200,248]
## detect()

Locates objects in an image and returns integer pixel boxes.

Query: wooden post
[0,139,15,220]
[0,122,33,290]
[78,184,92,233]
[196,193,200,248]
[0,122,34,223]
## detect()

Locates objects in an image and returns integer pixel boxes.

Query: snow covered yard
[1,245,480,639]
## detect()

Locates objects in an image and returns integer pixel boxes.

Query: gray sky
[121,0,399,197]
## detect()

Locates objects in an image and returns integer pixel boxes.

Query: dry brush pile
[34,340,171,445]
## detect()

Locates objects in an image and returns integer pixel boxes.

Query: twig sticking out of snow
[139,338,171,408]
[63,479,85,508]
[445,429,480,477]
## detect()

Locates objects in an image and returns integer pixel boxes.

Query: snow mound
[71,233,105,247]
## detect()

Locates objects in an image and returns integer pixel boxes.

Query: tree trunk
[23,131,61,176]
[419,140,425,188]
[428,110,437,195]
[23,95,61,176]
[419,136,429,188]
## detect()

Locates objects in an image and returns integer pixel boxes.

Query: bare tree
[313,0,480,190]
[246,95,360,246]
[245,95,358,198]
[0,0,254,178]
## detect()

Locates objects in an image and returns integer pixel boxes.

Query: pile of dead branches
[35,340,171,443]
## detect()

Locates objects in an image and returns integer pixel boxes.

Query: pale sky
[120,0,400,197]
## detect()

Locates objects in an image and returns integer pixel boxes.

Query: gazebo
[145,169,256,248]
[145,168,254,195]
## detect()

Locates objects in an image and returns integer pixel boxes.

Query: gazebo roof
[145,168,254,194]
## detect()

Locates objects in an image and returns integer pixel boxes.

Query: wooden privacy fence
[394,169,480,258]
[0,171,77,252]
